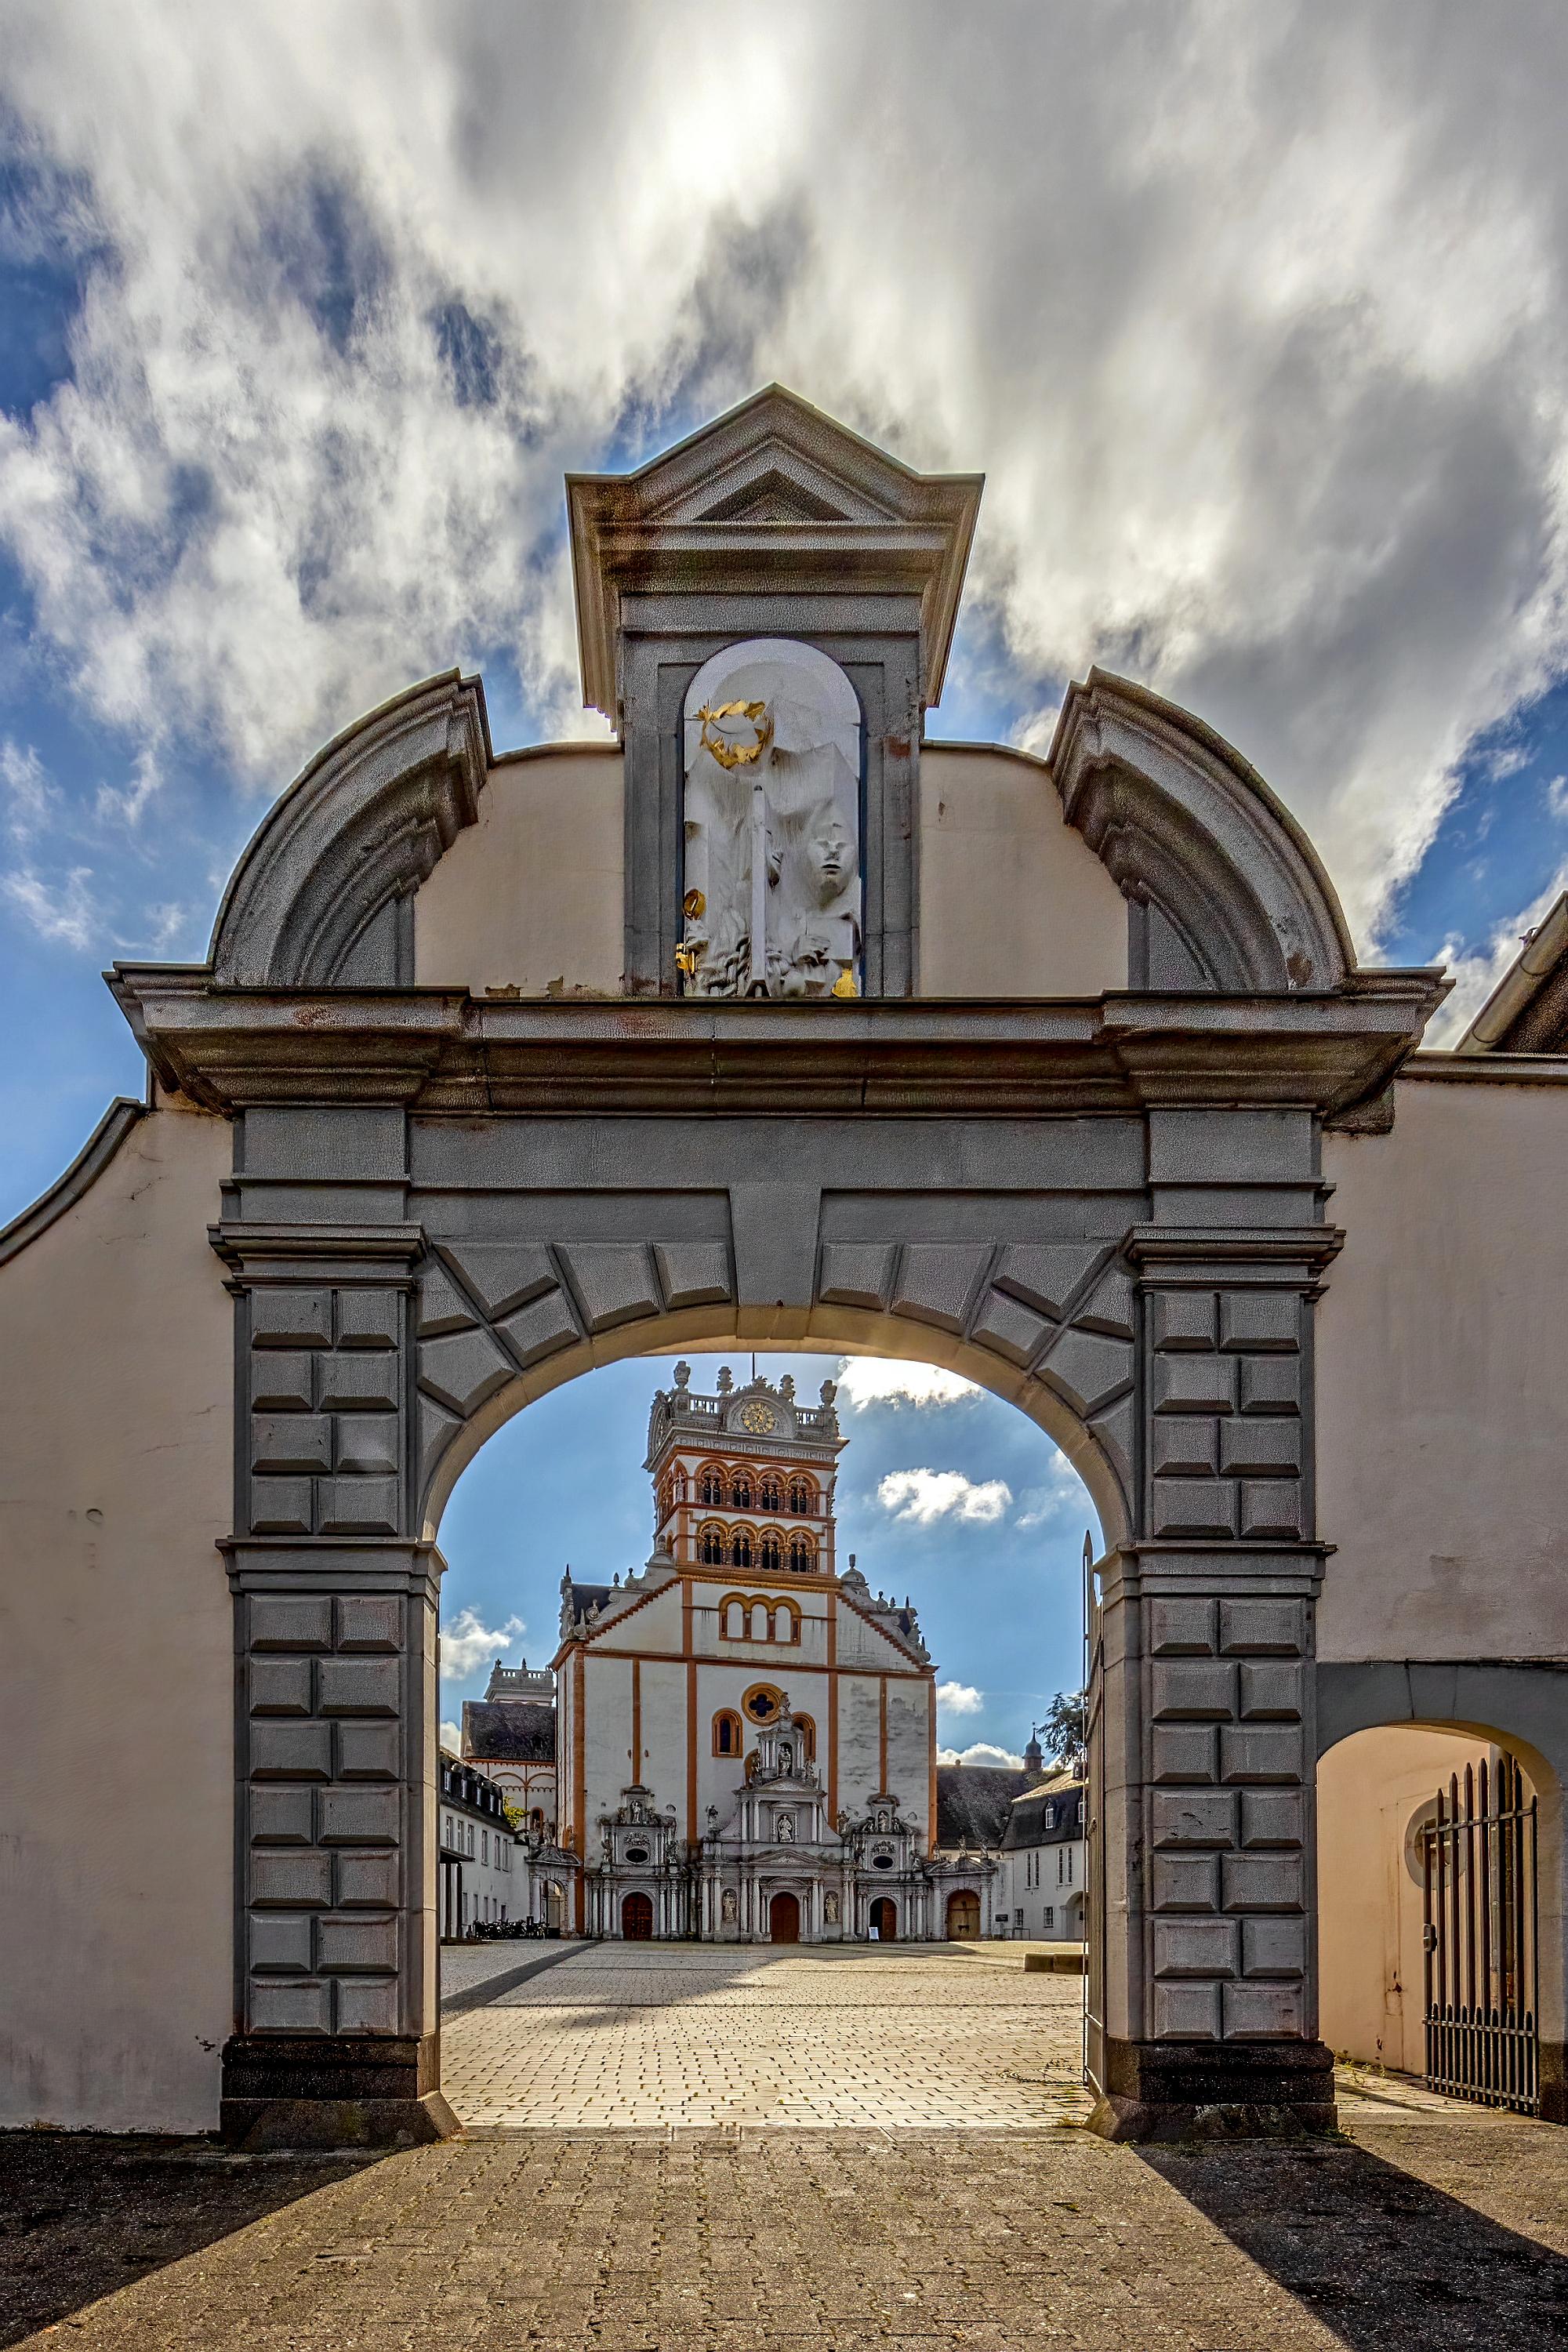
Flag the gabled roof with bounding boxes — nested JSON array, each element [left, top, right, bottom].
[[1000, 1776, 1084, 1852], [566, 384, 983, 722], [1455, 892, 1568, 1054]]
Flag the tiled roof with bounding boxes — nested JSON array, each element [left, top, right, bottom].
[[935, 1765, 1030, 1850], [999, 1777, 1084, 1852], [461, 1699, 557, 1762]]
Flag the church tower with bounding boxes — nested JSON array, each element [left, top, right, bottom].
[[554, 1363, 991, 1943]]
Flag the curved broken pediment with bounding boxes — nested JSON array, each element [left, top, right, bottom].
[[1050, 670, 1356, 993], [211, 671, 491, 987]]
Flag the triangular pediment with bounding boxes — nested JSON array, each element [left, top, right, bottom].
[[566, 384, 984, 720]]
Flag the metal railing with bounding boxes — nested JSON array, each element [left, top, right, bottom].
[[1422, 1752, 1539, 2115]]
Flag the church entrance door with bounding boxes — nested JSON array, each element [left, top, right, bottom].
[[622, 1892, 653, 1941], [770, 1892, 800, 1944], [870, 1897, 898, 1942], [946, 1891, 980, 1940]]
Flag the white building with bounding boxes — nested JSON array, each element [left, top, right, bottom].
[[556, 1363, 993, 1942], [995, 1773, 1087, 1942], [437, 1753, 523, 1937]]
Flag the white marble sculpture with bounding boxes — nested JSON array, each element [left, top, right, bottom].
[[677, 637, 862, 997]]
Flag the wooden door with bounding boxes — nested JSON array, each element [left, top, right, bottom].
[[622, 1890, 653, 1940], [769, 1891, 800, 1944]]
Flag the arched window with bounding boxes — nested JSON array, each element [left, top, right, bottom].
[[699, 1523, 727, 1565], [750, 1599, 771, 1641], [730, 1473, 753, 1509], [794, 1712, 816, 1761], [722, 1596, 747, 1639], [788, 1534, 816, 1573], [713, 1710, 743, 1757], [759, 1475, 782, 1512], [788, 1478, 815, 1515], [771, 1600, 800, 1644], [731, 1530, 753, 1569], [699, 1467, 725, 1507], [760, 1530, 782, 1574]]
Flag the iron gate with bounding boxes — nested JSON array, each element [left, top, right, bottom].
[[1422, 1753, 1539, 2114]]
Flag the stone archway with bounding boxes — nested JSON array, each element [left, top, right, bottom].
[[770, 1893, 800, 1944], [870, 1897, 898, 1943], [622, 1892, 653, 1941]]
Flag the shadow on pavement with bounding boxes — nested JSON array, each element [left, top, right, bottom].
[[1142, 2131, 1568, 2350], [0, 2130, 378, 2348]]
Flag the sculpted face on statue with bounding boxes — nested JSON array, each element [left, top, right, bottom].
[[679, 638, 861, 1000]]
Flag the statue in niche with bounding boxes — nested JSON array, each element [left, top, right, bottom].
[[677, 638, 862, 999], [823, 1890, 840, 1925], [776, 1813, 795, 1842], [721, 1888, 739, 1924]]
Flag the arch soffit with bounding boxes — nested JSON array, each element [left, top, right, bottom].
[[1049, 667, 1357, 993]]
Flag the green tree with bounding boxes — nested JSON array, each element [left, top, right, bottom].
[[1040, 1688, 1086, 1772]]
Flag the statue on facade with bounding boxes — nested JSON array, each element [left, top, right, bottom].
[[776, 1813, 795, 1842], [721, 1888, 738, 1925], [677, 639, 861, 1000], [823, 1891, 840, 1925]]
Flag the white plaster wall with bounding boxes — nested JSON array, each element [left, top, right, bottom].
[[1317, 1726, 1490, 2071], [638, 1660, 686, 1805], [919, 744, 1127, 997], [885, 1682, 931, 1825], [415, 746, 623, 995], [837, 1677, 883, 1810], [0, 1104, 233, 2131], [1319, 1076, 1568, 1661], [582, 1653, 633, 1831], [593, 1587, 682, 1655], [412, 738, 1130, 1003]]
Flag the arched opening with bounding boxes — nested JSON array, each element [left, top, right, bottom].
[[1317, 1713, 1561, 2118], [433, 1330, 1110, 2129], [622, 1892, 653, 1941], [946, 1889, 981, 1940], [770, 1891, 800, 1944]]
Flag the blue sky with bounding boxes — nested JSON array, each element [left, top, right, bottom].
[[5, 8, 1568, 1739], [437, 1352, 1097, 1771]]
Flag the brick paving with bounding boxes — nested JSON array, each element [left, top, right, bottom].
[[441, 1944, 1090, 2130], [5, 1948, 1567, 2349], [440, 1940, 583, 2004]]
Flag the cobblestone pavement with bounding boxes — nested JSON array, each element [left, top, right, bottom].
[[6, 1951, 1567, 2348], [440, 1940, 583, 2003], [441, 1944, 1091, 2129]]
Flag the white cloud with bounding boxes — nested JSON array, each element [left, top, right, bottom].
[[1425, 862, 1568, 1046], [1548, 775, 1568, 821], [439, 1606, 524, 1682], [938, 1741, 1025, 1770], [439, 1719, 461, 1752], [877, 1468, 1012, 1526], [837, 1359, 978, 1410], [4, 6, 1567, 942], [1015, 1452, 1093, 1530], [0, 739, 54, 842], [935, 1680, 985, 1716], [1, 863, 99, 948]]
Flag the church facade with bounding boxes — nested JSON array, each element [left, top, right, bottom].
[[555, 1363, 993, 1942]]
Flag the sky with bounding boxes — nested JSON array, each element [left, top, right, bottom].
[[4, 9, 1568, 1737], [436, 1352, 1098, 1773]]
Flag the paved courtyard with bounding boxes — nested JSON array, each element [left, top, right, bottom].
[[5, 1947, 1567, 2349], [442, 1943, 1091, 2129]]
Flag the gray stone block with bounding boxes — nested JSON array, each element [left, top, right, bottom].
[[416, 1266, 477, 1338], [336, 1853, 400, 1908], [1239, 1479, 1305, 1541], [333, 1415, 400, 1477], [318, 1657, 399, 1716], [1222, 1980, 1306, 2038], [318, 1787, 399, 1845], [249, 1913, 315, 1973], [318, 1356, 400, 1414], [1239, 1788, 1306, 1849], [1038, 1327, 1132, 1417], [248, 1980, 332, 2034], [1238, 1356, 1300, 1414], [1151, 1855, 1221, 1913], [559, 1243, 659, 1332], [1219, 1291, 1299, 1352], [1150, 1477, 1237, 1541], [252, 1414, 332, 1475], [817, 1242, 895, 1310], [890, 1243, 989, 1333], [1150, 1725, 1220, 1784], [336, 1722, 401, 1780], [249, 1788, 314, 1845], [1151, 1661, 1237, 1721], [1150, 1291, 1216, 1351], [317, 1479, 400, 1535], [1152, 1354, 1236, 1414], [249, 1658, 313, 1717], [1148, 1598, 1218, 1657], [494, 1288, 581, 1370], [317, 1917, 398, 1973], [1218, 1598, 1304, 1657], [1152, 1982, 1223, 2040], [336, 1596, 402, 1652], [251, 1290, 333, 1348], [249, 1480, 314, 1535], [1219, 1419, 1302, 1479], [444, 1242, 557, 1319], [1075, 1265, 1136, 1341], [1153, 1918, 1240, 1980], [249, 1850, 333, 1908], [1237, 1662, 1303, 1722], [1151, 1416, 1220, 1476], [653, 1240, 732, 1308], [992, 1243, 1101, 1319], [333, 1977, 401, 2034], [418, 1325, 514, 1417], [250, 1353, 315, 1412], [1240, 1916, 1308, 1979], [1149, 1790, 1236, 1848], [1221, 1853, 1305, 1913], [971, 1290, 1050, 1368], [335, 1289, 401, 1349], [250, 1596, 332, 1652], [249, 1722, 332, 1780], [1220, 1725, 1304, 1786]]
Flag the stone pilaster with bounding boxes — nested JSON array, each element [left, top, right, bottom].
[[1087, 1199, 1341, 2140], [214, 1222, 456, 2148]]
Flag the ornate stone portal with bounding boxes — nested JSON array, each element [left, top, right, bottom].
[[677, 639, 862, 998]]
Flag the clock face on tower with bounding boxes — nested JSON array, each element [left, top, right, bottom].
[[738, 1398, 777, 1436]]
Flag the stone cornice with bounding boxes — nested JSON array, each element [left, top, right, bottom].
[[112, 971, 1446, 1122]]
